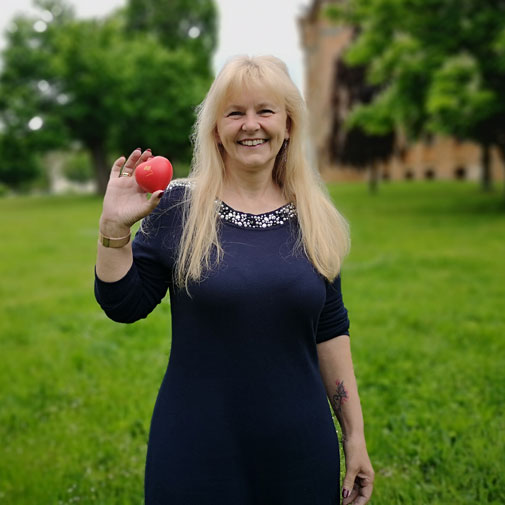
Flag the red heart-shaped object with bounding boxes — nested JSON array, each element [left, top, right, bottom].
[[135, 156, 173, 193]]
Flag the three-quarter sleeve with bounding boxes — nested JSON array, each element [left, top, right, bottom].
[[94, 237, 171, 323], [94, 188, 183, 323], [315, 274, 350, 343]]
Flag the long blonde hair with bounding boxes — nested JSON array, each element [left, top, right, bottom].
[[174, 55, 350, 291]]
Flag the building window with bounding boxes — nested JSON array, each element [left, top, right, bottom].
[[454, 166, 466, 180], [424, 133, 435, 146], [424, 168, 435, 180], [405, 170, 414, 180]]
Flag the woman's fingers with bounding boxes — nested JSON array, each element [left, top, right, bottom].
[[342, 473, 374, 505], [145, 190, 165, 213], [121, 148, 143, 175], [350, 481, 373, 505], [342, 486, 358, 505], [135, 149, 153, 167], [342, 467, 358, 504], [110, 156, 126, 178], [109, 148, 153, 180]]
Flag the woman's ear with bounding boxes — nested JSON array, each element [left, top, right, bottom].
[[285, 117, 291, 140], [214, 127, 222, 144]]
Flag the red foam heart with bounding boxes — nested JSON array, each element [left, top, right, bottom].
[[135, 156, 173, 193]]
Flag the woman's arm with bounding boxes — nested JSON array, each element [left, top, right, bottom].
[[317, 335, 374, 505], [96, 226, 133, 282], [94, 149, 170, 323], [96, 149, 163, 283]]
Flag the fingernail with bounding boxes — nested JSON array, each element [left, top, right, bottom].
[[342, 489, 350, 499], [157, 192, 164, 199], [146, 148, 152, 152], [135, 147, 141, 151]]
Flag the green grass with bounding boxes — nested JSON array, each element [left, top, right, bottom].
[[0, 181, 504, 504]]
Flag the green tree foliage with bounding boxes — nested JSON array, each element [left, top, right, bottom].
[[330, 50, 395, 193], [0, 134, 42, 189], [0, 0, 217, 193], [327, 0, 505, 190], [126, 0, 217, 71], [0, 2, 72, 189]]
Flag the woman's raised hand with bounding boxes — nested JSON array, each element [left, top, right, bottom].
[[99, 148, 165, 237]]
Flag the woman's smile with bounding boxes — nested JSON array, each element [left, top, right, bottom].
[[237, 138, 269, 147]]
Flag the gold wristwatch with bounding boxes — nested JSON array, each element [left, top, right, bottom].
[[98, 230, 131, 248]]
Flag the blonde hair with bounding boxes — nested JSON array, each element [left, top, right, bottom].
[[174, 55, 350, 291]]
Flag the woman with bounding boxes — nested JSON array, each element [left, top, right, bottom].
[[95, 55, 374, 505]]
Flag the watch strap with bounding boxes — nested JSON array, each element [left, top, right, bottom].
[[98, 230, 131, 248]]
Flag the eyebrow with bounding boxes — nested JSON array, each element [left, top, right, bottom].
[[257, 102, 277, 109], [225, 102, 278, 110]]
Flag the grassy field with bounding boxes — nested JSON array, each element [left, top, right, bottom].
[[0, 181, 504, 504]]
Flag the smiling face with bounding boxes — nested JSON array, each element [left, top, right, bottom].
[[215, 85, 290, 175]]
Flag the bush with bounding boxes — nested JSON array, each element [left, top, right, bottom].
[[62, 150, 94, 183], [0, 182, 9, 197]]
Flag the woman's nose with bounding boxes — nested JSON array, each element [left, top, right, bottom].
[[241, 112, 259, 131]]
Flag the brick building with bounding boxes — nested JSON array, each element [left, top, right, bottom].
[[298, 0, 505, 183]]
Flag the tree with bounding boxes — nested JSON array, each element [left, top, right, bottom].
[[0, 2, 72, 189], [0, 133, 43, 190], [0, 0, 217, 194], [326, 0, 505, 193], [125, 0, 217, 71], [329, 40, 395, 193]]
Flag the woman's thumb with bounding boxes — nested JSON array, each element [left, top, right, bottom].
[[148, 190, 165, 210], [341, 470, 356, 503]]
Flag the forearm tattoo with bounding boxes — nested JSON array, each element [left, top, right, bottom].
[[331, 380, 349, 415]]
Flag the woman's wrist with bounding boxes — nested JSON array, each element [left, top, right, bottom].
[[341, 431, 366, 444], [99, 216, 131, 238], [98, 217, 131, 248], [98, 230, 131, 248]]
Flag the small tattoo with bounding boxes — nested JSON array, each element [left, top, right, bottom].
[[331, 380, 349, 415]]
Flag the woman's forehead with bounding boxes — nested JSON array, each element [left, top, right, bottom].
[[223, 82, 285, 108]]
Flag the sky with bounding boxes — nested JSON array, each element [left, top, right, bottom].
[[0, 0, 311, 93]]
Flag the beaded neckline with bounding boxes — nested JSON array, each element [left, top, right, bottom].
[[218, 201, 297, 229], [167, 180, 297, 229]]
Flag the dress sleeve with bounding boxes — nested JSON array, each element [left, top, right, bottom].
[[315, 274, 350, 343], [94, 187, 183, 323]]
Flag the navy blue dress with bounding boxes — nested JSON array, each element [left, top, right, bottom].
[[94, 182, 350, 505]]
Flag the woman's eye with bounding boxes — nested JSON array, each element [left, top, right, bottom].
[[227, 111, 242, 117], [259, 109, 274, 115]]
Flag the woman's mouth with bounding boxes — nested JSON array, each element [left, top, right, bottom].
[[237, 139, 268, 146]]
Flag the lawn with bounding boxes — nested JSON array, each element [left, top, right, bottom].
[[0, 181, 504, 504]]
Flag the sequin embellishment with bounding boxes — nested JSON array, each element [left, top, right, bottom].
[[168, 179, 192, 189], [167, 180, 297, 228], [218, 201, 297, 228]]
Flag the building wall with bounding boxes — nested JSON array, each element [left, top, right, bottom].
[[299, 0, 505, 183], [299, 1, 354, 175]]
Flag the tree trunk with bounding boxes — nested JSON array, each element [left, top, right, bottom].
[[481, 143, 492, 192], [496, 143, 505, 202], [369, 162, 379, 194], [89, 142, 110, 195]]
